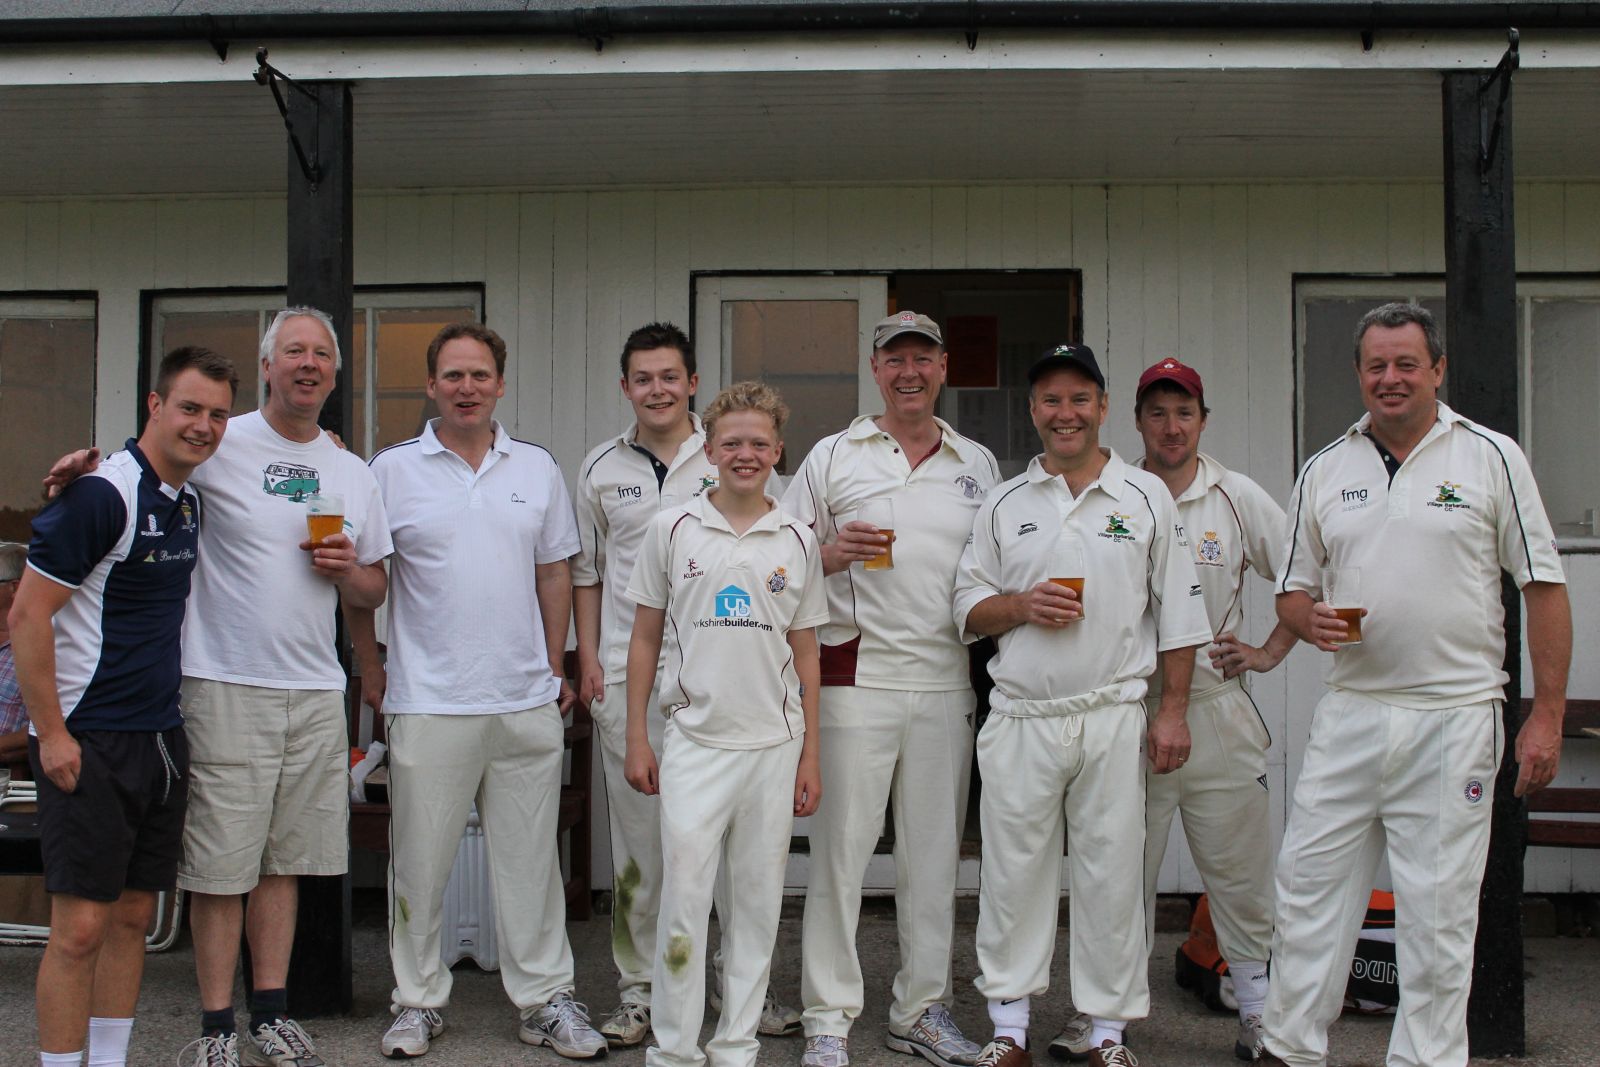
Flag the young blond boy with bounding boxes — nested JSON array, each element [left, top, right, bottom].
[[624, 382, 827, 1067]]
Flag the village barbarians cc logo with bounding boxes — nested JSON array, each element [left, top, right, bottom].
[[699, 475, 718, 493], [1197, 530, 1223, 565], [1100, 513, 1137, 543], [1429, 481, 1471, 512]]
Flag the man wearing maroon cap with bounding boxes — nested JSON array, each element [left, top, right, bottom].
[[1050, 358, 1295, 1064]]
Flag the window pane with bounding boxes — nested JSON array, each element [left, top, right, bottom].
[[155, 311, 262, 415], [1529, 299, 1600, 535], [0, 311, 95, 542], [371, 307, 476, 454], [726, 300, 858, 475]]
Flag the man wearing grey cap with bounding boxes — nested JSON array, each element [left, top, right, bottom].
[[783, 311, 1000, 1067]]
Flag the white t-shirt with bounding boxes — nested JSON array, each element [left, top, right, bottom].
[[370, 421, 580, 714], [782, 415, 1000, 691], [572, 417, 719, 685], [1279, 403, 1564, 710], [1141, 452, 1287, 697], [953, 450, 1212, 711], [626, 493, 828, 750], [182, 410, 392, 691]]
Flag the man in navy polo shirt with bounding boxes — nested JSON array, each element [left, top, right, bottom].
[[10, 347, 237, 1067]]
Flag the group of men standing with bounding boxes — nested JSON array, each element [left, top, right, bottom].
[[13, 298, 1570, 1067]]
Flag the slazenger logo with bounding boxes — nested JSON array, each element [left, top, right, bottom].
[[1428, 481, 1472, 512], [1340, 487, 1371, 512], [1098, 513, 1137, 543], [1017, 522, 1039, 537]]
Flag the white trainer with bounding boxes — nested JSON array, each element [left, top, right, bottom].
[[381, 1007, 445, 1059]]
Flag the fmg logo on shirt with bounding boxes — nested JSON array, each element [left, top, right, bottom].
[[715, 585, 752, 618]]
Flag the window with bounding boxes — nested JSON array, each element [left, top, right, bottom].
[[0, 295, 96, 542], [146, 288, 483, 458], [1297, 278, 1600, 546]]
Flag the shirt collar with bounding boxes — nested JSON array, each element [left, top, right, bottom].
[[686, 491, 785, 535], [1025, 447, 1129, 500], [1346, 401, 1459, 451], [846, 413, 982, 464], [621, 412, 707, 464], [124, 438, 183, 500], [1133, 451, 1225, 503], [419, 419, 512, 456]]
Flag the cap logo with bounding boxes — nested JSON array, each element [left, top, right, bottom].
[[899, 312, 917, 324]]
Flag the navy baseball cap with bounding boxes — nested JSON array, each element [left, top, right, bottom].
[[1027, 344, 1105, 390]]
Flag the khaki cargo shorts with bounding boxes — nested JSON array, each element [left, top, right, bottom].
[[176, 678, 348, 895]]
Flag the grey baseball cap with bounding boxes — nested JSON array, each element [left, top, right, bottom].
[[873, 311, 943, 349]]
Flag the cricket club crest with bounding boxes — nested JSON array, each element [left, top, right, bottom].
[[1197, 530, 1223, 566], [1428, 481, 1472, 512], [766, 566, 788, 595], [1099, 512, 1137, 543], [698, 474, 719, 494], [954, 474, 984, 500], [1465, 779, 1484, 803]]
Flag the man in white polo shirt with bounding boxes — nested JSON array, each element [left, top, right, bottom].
[[349, 323, 604, 1061], [784, 311, 1000, 1067], [572, 322, 799, 1047], [1259, 303, 1570, 1067], [953, 345, 1211, 1067]]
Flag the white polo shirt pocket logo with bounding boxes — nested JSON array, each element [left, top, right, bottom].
[[1427, 481, 1472, 513], [1197, 531, 1224, 566], [955, 474, 985, 499], [766, 567, 788, 595], [1099, 512, 1138, 544], [715, 585, 752, 618]]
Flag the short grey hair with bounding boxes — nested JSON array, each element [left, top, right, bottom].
[[0, 542, 26, 583], [1353, 302, 1445, 365], [260, 306, 342, 371]]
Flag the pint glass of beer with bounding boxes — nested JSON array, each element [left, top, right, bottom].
[[859, 498, 895, 571], [1049, 542, 1086, 619], [306, 492, 345, 546], [1324, 566, 1363, 645]]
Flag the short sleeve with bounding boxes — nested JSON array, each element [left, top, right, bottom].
[[790, 527, 830, 630], [1487, 434, 1565, 588], [353, 465, 394, 567], [571, 454, 607, 587], [27, 477, 128, 589], [1277, 459, 1327, 598], [1149, 491, 1211, 651], [781, 439, 830, 538], [1236, 476, 1289, 584], [625, 511, 674, 610], [535, 457, 582, 565], [951, 496, 1003, 644]]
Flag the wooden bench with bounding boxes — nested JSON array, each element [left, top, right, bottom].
[[1523, 698, 1600, 849]]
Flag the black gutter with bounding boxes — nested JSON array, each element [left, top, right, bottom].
[[6, 3, 1600, 45]]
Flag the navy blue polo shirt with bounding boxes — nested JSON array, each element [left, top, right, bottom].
[[27, 440, 201, 732]]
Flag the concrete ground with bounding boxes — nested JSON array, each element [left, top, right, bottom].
[[2, 894, 1596, 1067]]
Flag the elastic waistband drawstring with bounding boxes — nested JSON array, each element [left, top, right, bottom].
[[1059, 715, 1084, 747]]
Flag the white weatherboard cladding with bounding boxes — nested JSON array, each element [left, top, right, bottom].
[[2, 178, 1596, 891]]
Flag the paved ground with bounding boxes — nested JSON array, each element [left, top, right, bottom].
[[2, 894, 1597, 1067]]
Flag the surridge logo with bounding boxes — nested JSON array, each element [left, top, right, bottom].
[[142, 513, 163, 536], [1429, 481, 1472, 512], [1099, 513, 1137, 543]]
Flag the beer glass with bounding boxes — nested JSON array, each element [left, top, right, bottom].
[[306, 492, 345, 546], [1049, 541, 1086, 619], [1324, 566, 1363, 645], [859, 498, 895, 571]]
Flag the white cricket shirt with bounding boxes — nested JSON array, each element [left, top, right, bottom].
[[572, 416, 719, 685], [368, 420, 580, 714], [782, 415, 1000, 691], [1279, 403, 1564, 710], [626, 493, 828, 750], [182, 410, 392, 691], [1139, 453, 1288, 697], [953, 450, 1211, 712]]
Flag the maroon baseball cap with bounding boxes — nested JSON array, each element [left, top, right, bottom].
[[1136, 357, 1204, 406]]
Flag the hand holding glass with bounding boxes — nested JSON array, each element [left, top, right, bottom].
[[1324, 566, 1362, 645], [1049, 542, 1086, 619], [306, 492, 345, 547], [859, 499, 895, 571]]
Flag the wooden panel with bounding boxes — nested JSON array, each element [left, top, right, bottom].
[[1563, 184, 1600, 270], [512, 193, 556, 446], [790, 188, 829, 268], [354, 195, 388, 282], [1313, 183, 1390, 272], [1524, 182, 1568, 271], [252, 199, 287, 283], [451, 194, 489, 284], [415, 196, 456, 281], [1035, 186, 1073, 269], [548, 192, 589, 474], [380, 195, 423, 284], [23, 201, 60, 289], [1001, 186, 1037, 269], [1103, 184, 1146, 405], [57, 202, 92, 288], [1139, 185, 1181, 366], [652, 190, 694, 330], [929, 186, 967, 268], [481, 192, 521, 414], [964, 187, 1005, 269], [1071, 185, 1110, 356], [0, 202, 27, 289], [755, 188, 798, 270], [1385, 183, 1433, 273]]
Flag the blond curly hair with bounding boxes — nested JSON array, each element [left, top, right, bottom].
[[702, 380, 789, 441]]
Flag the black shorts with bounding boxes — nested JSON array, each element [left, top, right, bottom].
[[29, 725, 190, 902]]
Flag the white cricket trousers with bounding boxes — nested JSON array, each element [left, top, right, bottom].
[[648, 722, 802, 1067], [1263, 691, 1500, 1067], [1142, 680, 1274, 967], [801, 686, 976, 1037], [386, 705, 577, 1010], [974, 701, 1149, 1022]]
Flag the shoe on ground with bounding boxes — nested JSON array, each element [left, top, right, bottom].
[[1046, 1012, 1093, 1062], [1234, 1014, 1264, 1062], [1086, 1041, 1137, 1067], [242, 1018, 325, 1067], [598, 1001, 651, 1048], [887, 1004, 982, 1067], [382, 1006, 445, 1059], [708, 982, 803, 1036], [519, 991, 608, 1059], [802, 1035, 850, 1067], [1254, 1048, 1290, 1066], [177, 1033, 240, 1067], [973, 1037, 1031, 1067]]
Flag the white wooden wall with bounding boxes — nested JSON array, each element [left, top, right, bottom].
[[2, 179, 1595, 891]]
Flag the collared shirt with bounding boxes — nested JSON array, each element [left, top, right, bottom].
[[782, 414, 1000, 691], [572, 415, 719, 686], [27, 441, 201, 732], [182, 410, 392, 691], [1139, 453, 1287, 698], [626, 493, 828, 750], [1279, 402, 1564, 710], [369, 420, 580, 715], [953, 449, 1211, 711]]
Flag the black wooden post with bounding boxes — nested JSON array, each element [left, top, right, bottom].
[[1443, 59, 1525, 1058], [285, 79, 355, 1017]]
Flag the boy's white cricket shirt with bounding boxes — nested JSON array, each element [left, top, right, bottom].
[[953, 450, 1211, 710], [1278, 402, 1564, 710], [626, 493, 828, 750]]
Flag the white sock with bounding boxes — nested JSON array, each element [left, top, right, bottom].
[[86, 1018, 133, 1067], [987, 996, 1030, 1047], [1230, 960, 1270, 1020], [1088, 1018, 1125, 1048], [40, 1052, 84, 1067]]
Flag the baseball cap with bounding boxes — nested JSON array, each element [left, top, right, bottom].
[[1136, 357, 1205, 406], [1027, 344, 1105, 390], [873, 310, 943, 349]]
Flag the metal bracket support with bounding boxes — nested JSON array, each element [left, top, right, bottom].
[[1480, 28, 1520, 179], [253, 48, 322, 187]]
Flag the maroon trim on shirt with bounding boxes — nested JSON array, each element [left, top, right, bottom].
[[820, 636, 861, 686], [910, 438, 942, 471]]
